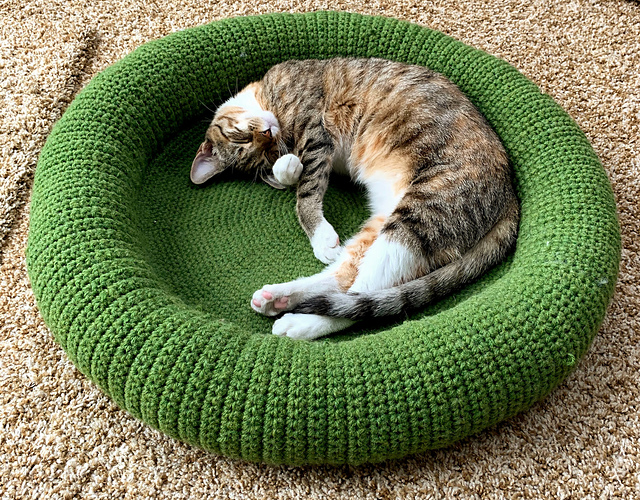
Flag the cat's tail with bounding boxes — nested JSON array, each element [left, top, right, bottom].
[[291, 213, 519, 320]]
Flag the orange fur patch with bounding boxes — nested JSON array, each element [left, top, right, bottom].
[[334, 215, 386, 290], [353, 140, 412, 195], [220, 105, 244, 117], [324, 101, 357, 137]]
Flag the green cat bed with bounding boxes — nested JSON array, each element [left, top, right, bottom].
[[27, 12, 620, 465]]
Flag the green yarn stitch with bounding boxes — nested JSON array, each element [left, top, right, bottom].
[[27, 12, 620, 465]]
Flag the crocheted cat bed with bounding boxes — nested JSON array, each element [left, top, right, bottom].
[[27, 12, 620, 465]]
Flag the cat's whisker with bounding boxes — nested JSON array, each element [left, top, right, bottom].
[[253, 167, 263, 184], [277, 138, 287, 157], [198, 100, 216, 115]]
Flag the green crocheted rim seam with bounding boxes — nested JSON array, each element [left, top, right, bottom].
[[27, 12, 620, 465]]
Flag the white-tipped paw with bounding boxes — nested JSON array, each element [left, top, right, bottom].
[[272, 313, 351, 340], [251, 284, 299, 316], [311, 220, 341, 264], [273, 154, 303, 186]]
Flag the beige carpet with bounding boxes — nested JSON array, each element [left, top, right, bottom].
[[1, 0, 639, 497]]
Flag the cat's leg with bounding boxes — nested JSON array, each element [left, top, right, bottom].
[[251, 268, 339, 317], [347, 232, 427, 294], [252, 215, 384, 316], [295, 131, 340, 264], [339, 170, 427, 293], [294, 230, 427, 313], [332, 215, 386, 290], [264, 215, 386, 340]]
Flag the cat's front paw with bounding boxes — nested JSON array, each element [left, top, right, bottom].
[[273, 154, 303, 186], [311, 220, 341, 264]]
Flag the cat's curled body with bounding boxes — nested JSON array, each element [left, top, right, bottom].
[[191, 58, 519, 340]]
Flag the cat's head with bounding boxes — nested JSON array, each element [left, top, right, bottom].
[[191, 84, 285, 188]]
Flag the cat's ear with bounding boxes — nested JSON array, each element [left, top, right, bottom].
[[260, 171, 286, 190], [191, 141, 224, 184]]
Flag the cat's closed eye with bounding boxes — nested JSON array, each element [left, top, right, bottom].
[[227, 127, 252, 144]]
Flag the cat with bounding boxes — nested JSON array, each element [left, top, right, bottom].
[[191, 58, 519, 340]]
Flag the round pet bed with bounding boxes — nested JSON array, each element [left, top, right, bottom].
[[27, 12, 620, 465]]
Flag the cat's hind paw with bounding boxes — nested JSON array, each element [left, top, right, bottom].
[[251, 284, 298, 316], [273, 154, 303, 186], [272, 313, 354, 340]]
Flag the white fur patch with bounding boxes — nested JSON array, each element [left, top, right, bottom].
[[273, 154, 303, 186], [224, 87, 261, 110], [310, 219, 342, 264], [272, 313, 354, 340], [349, 234, 422, 293], [361, 175, 405, 216]]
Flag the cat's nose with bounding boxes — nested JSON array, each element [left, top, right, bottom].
[[261, 129, 272, 138]]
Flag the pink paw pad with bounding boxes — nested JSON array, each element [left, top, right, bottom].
[[262, 291, 273, 300], [274, 297, 289, 309]]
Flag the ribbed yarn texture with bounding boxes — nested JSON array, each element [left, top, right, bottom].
[[26, 12, 620, 465]]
